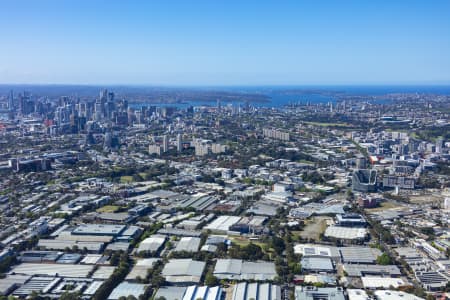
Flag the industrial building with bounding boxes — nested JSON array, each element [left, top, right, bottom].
[[339, 247, 382, 264], [162, 259, 206, 284], [108, 282, 148, 300], [295, 286, 345, 300], [301, 257, 335, 273], [231, 282, 281, 300], [174, 237, 201, 252], [213, 259, 277, 281], [136, 234, 167, 254]]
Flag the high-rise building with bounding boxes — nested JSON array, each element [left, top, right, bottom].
[[177, 134, 182, 152], [8, 90, 14, 110], [436, 138, 445, 154], [163, 135, 169, 152]]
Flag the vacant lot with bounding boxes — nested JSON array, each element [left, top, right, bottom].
[[294, 216, 331, 242]]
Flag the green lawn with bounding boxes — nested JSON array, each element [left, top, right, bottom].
[[97, 205, 120, 213], [120, 176, 134, 183]]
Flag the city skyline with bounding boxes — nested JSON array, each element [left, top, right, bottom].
[[1, 0, 450, 85]]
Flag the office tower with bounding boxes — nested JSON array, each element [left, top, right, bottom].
[[177, 134, 182, 152], [436, 137, 445, 154], [8, 90, 14, 110], [163, 135, 169, 152]]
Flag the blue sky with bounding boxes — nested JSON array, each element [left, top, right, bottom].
[[0, 0, 449, 85]]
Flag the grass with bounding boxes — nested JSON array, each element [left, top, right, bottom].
[[303, 121, 352, 127], [230, 236, 266, 249], [365, 201, 400, 212], [97, 205, 120, 213], [120, 175, 134, 183]]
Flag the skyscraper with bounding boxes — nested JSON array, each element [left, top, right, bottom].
[[8, 90, 14, 110], [177, 134, 182, 152], [163, 135, 169, 153]]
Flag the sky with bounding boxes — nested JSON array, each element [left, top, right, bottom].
[[0, 0, 450, 86]]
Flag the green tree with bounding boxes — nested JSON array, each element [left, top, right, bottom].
[[376, 253, 392, 265], [204, 271, 219, 286]]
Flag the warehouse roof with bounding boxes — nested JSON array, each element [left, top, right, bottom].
[[175, 237, 201, 252], [0, 274, 30, 296], [92, 266, 116, 279], [347, 289, 369, 300], [343, 264, 401, 277], [361, 277, 406, 289], [12, 277, 59, 297], [162, 259, 206, 277], [339, 247, 382, 264], [373, 290, 424, 300], [324, 226, 367, 240], [301, 257, 334, 272], [204, 216, 241, 232], [231, 283, 281, 300], [154, 286, 187, 300], [126, 258, 160, 281], [213, 259, 277, 280], [38, 239, 104, 253], [10, 263, 94, 277], [137, 235, 166, 253], [72, 224, 126, 236], [108, 282, 147, 300], [295, 286, 345, 300]]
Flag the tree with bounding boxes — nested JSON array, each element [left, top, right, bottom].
[[376, 253, 392, 265], [204, 271, 219, 286], [271, 236, 286, 255], [60, 292, 82, 300], [151, 274, 166, 288]]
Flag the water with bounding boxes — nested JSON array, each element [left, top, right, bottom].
[[129, 85, 450, 109]]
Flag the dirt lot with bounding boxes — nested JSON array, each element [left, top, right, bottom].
[[294, 216, 332, 242]]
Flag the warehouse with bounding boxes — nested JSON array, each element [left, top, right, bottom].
[[56, 253, 82, 264], [108, 282, 148, 300], [347, 289, 369, 300], [72, 224, 126, 236], [80, 254, 105, 265], [162, 259, 206, 284], [339, 247, 382, 264], [0, 274, 30, 296], [18, 251, 62, 263], [136, 235, 167, 254], [182, 285, 222, 300], [158, 228, 202, 237], [231, 282, 281, 300], [154, 286, 187, 300], [373, 290, 424, 300], [55, 231, 113, 243], [92, 266, 116, 279], [213, 259, 277, 281], [324, 226, 368, 242], [294, 244, 340, 261], [12, 277, 60, 297], [204, 216, 242, 233], [10, 263, 94, 277], [301, 257, 334, 273], [174, 237, 201, 252], [343, 264, 401, 277], [37, 239, 104, 253], [361, 277, 407, 289], [126, 258, 160, 281], [295, 286, 345, 300]]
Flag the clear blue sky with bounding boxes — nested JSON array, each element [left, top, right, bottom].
[[1, 0, 449, 86]]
